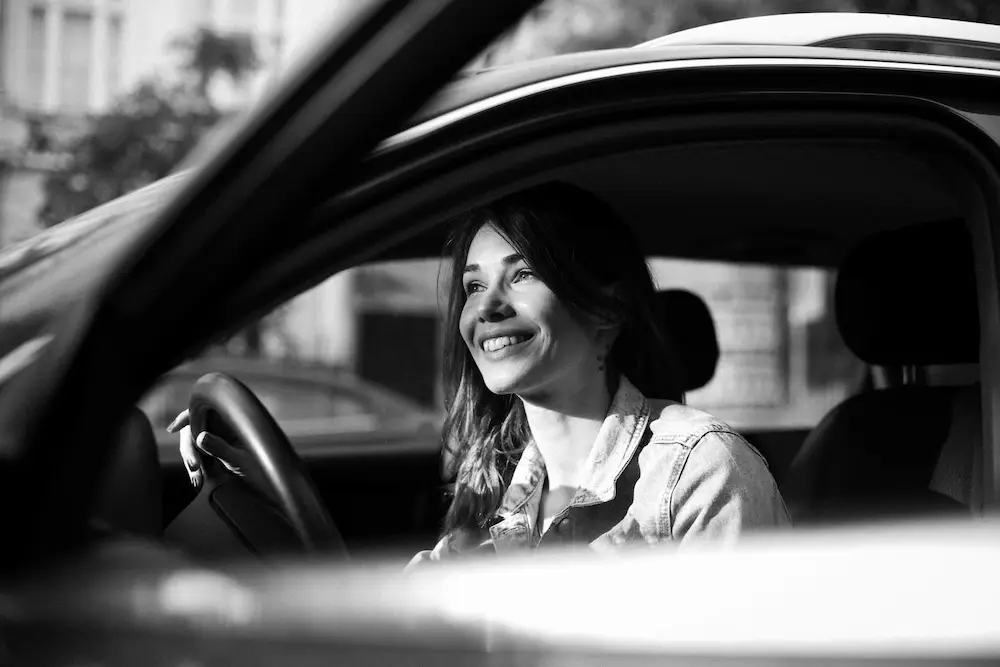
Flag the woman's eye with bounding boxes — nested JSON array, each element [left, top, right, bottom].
[[463, 281, 484, 296], [513, 268, 535, 282]]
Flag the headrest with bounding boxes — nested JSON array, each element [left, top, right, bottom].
[[656, 289, 720, 392], [836, 220, 978, 366]]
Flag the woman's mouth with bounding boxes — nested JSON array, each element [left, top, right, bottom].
[[482, 334, 532, 353]]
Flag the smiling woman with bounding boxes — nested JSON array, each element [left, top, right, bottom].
[[409, 182, 790, 564], [161, 182, 791, 562]]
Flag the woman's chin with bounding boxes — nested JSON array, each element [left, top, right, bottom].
[[484, 379, 520, 396], [482, 371, 531, 396]]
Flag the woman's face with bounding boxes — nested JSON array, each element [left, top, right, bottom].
[[459, 225, 606, 398]]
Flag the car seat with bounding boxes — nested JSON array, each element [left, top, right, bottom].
[[655, 288, 720, 393], [785, 220, 983, 523]]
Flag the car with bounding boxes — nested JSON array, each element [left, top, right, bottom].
[[3, 5, 1000, 665], [140, 355, 442, 461]]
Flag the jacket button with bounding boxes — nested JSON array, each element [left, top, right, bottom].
[[556, 517, 572, 533]]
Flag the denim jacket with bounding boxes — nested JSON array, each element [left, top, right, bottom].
[[409, 376, 790, 566]]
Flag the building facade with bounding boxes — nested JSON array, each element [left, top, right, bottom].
[[0, 0, 352, 246], [0, 0, 298, 118]]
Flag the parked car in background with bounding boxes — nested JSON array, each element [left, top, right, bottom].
[[140, 355, 442, 463]]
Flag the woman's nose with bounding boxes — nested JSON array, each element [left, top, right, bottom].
[[478, 285, 514, 322]]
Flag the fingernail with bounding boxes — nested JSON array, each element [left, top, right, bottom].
[[196, 432, 207, 446], [184, 457, 200, 472], [166, 417, 180, 432]]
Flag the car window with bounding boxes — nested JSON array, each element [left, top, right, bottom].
[[141, 258, 447, 449], [154, 256, 857, 438], [648, 258, 862, 433]]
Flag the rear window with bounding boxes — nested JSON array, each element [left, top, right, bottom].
[[649, 258, 862, 432]]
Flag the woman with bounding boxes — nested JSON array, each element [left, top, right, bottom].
[[170, 182, 790, 561]]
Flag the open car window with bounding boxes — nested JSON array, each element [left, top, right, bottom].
[[147, 251, 864, 491], [141, 258, 447, 459], [650, 259, 861, 431]]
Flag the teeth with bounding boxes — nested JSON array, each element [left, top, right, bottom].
[[483, 335, 526, 352]]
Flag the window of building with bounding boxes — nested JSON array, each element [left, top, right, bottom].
[[269, 0, 285, 75], [229, 0, 259, 31], [106, 14, 123, 102], [26, 6, 47, 109], [193, 0, 215, 25], [59, 10, 94, 112]]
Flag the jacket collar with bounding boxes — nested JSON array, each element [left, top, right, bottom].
[[495, 375, 651, 520]]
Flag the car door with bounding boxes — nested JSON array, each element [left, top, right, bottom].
[[0, 0, 541, 566]]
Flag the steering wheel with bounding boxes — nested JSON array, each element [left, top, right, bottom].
[[182, 372, 347, 557]]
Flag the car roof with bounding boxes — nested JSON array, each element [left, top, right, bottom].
[[400, 42, 1000, 144], [636, 12, 1000, 51]]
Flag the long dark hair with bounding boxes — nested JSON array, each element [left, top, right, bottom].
[[440, 182, 683, 539]]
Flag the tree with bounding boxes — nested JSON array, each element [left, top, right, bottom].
[[38, 27, 277, 355], [173, 28, 262, 98], [38, 28, 260, 227]]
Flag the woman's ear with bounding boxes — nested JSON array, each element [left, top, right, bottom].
[[593, 319, 622, 349], [594, 282, 626, 331]]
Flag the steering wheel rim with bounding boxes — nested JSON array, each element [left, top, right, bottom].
[[189, 372, 346, 555]]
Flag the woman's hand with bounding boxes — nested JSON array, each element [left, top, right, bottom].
[[167, 409, 269, 499]]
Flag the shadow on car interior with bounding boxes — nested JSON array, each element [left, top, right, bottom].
[[786, 218, 981, 524], [92, 407, 162, 539]]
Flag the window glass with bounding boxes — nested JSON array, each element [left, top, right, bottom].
[[228, 0, 259, 31], [106, 15, 123, 101], [142, 256, 862, 553], [194, 0, 216, 25], [26, 7, 46, 109], [60, 10, 94, 112], [649, 259, 862, 431], [148, 257, 858, 444], [141, 259, 447, 451]]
